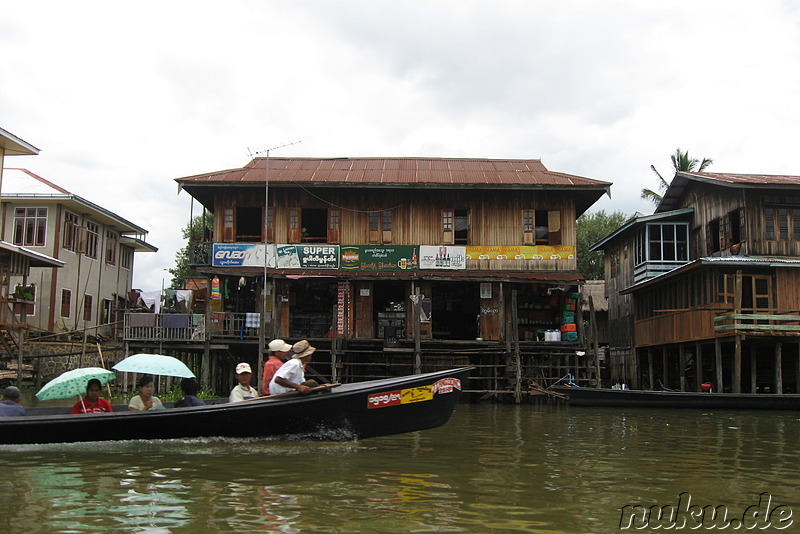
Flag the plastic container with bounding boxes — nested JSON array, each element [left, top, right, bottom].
[[562, 331, 578, 341], [560, 323, 577, 333]]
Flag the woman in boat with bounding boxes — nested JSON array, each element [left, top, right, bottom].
[[71, 379, 113, 414], [174, 377, 206, 408], [128, 375, 164, 411]]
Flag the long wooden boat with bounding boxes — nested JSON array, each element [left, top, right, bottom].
[[0, 367, 472, 445], [551, 385, 800, 410]]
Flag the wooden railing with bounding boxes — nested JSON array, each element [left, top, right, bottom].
[[124, 313, 206, 342], [123, 312, 262, 342], [714, 310, 800, 335]]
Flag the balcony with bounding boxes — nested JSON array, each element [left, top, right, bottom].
[[124, 312, 262, 342]]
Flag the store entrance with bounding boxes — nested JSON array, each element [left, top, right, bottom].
[[373, 282, 407, 341], [431, 282, 480, 340], [289, 279, 337, 338]]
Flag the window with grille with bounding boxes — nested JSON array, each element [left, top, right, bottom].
[[14, 207, 47, 246], [85, 222, 99, 258]]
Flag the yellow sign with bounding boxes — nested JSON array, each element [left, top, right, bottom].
[[401, 386, 433, 404], [466, 245, 574, 260]]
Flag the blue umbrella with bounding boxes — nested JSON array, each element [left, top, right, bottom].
[[36, 367, 116, 401], [112, 353, 195, 378]]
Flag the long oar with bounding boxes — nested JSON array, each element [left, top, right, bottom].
[[96, 343, 113, 398]]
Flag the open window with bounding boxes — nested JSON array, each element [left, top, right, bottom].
[[301, 208, 328, 243], [369, 210, 393, 244]]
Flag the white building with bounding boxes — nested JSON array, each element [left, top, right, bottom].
[[0, 168, 157, 338]]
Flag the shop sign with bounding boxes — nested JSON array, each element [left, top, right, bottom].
[[336, 282, 348, 335], [419, 245, 466, 269], [212, 243, 275, 267], [340, 245, 419, 271], [466, 245, 575, 260], [276, 245, 340, 269]]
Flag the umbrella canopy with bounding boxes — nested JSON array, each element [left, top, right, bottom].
[[36, 367, 116, 401], [112, 353, 195, 378]]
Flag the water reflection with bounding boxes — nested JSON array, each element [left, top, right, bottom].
[[0, 405, 798, 532]]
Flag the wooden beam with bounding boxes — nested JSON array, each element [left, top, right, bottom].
[[715, 338, 724, 392], [647, 349, 654, 390], [679, 345, 686, 392], [733, 335, 742, 393], [750, 346, 757, 394], [695, 341, 703, 392], [775, 342, 783, 394]]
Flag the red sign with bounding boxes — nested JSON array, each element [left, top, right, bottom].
[[367, 390, 402, 409]]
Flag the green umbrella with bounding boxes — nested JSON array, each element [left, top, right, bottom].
[[36, 367, 116, 401]]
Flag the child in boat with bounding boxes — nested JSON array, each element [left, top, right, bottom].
[[71, 379, 113, 414]]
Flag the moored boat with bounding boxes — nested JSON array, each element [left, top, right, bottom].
[[1, 367, 472, 445], [552, 385, 800, 410]]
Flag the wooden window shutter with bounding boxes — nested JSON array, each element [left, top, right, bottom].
[[368, 211, 380, 244], [381, 209, 393, 244], [720, 215, 730, 249], [442, 210, 454, 245], [265, 207, 274, 243], [547, 210, 562, 245], [328, 209, 340, 244], [522, 210, 534, 245], [705, 222, 714, 254], [738, 207, 746, 242], [222, 208, 235, 242], [288, 208, 301, 243]]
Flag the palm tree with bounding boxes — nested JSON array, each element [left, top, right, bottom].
[[641, 148, 714, 205]]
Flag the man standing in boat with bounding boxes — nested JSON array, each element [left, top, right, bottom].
[[269, 340, 319, 395], [229, 362, 259, 402], [261, 339, 292, 395]]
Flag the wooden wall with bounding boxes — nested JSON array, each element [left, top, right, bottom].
[[213, 187, 577, 270], [634, 308, 719, 347]]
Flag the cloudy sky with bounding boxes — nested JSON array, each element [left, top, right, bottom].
[[2, 0, 799, 289]]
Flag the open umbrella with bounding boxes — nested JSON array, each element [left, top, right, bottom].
[[112, 353, 195, 378], [36, 367, 116, 401]]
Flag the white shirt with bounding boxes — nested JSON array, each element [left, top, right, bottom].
[[229, 383, 258, 402], [128, 395, 164, 411], [269, 359, 305, 395]]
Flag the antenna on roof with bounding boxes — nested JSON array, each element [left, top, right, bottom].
[[247, 139, 302, 159]]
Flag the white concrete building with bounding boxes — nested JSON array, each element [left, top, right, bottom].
[[1, 168, 156, 338]]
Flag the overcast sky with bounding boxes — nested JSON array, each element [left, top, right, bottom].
[[2, 0, 799, 290]]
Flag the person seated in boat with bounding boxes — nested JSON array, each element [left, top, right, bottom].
[[0, 386, 25, 417], [229, 362, 259, 402], [174, 377, 206, 408], [269, 340, 320, 395], [128, 374, 164, 411], [71, 379, 113, 414], [261, 338, 293, 395]]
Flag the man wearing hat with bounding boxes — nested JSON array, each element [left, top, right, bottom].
[[261, 339, 292, 395], [0, 386, 25, 417], [269, 340, 320, 395], [229, 362, 259, 402]]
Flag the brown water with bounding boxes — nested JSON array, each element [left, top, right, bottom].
[[0, 403, 798, 533]]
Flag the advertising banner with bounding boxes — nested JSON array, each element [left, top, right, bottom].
[[212, 243, 276, 267], [340, 245, 419, 271], [419, 245, 466, 269], [277, 245, 340, 269], [466, 245, 574, 260]]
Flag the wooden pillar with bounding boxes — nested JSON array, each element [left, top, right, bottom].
[[733, 334, 742, 393], [750, 346, 757, 394], [647, 349, 654, 390], [774, 342, 783, 394], [695, 341, 703, 392], [796, 341, 800, 394], [589, 296, 601, 387], [413, 286, 421, 375], [679, 345, 686, 392], [662, 348, 668, 389], [511, 289, 521, 403], [715, 338, 723, 392]]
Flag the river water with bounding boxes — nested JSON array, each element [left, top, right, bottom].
[[0, 402, 797, 533]]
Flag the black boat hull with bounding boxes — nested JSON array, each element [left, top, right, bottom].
[[552, 386, 800, 410], [1, 368, 472, 445]]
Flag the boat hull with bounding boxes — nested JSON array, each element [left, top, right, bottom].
[[552, 386, 800, 410], [1, 368, 472, 445]]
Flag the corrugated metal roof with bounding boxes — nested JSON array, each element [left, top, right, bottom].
[[658, 171, 800, 212], [176, 157, 611, 189]]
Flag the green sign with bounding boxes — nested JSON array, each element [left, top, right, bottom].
[[340, 246, 419, 271]]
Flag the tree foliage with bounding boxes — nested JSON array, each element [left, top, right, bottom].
[[641, 148, 714, 205], [168, 212, 214, 290], [576, 210, 630, 280]]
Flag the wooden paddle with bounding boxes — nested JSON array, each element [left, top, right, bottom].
[[242, 383, 341, 401]]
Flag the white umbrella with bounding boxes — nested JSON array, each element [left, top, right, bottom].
[[112, 353, 195, 378]]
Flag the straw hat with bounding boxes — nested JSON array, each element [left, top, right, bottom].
[[291, 340, 316, 359]]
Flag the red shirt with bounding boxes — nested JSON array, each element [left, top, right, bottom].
[[261, 355, 286, 395], [71, 397, 113, 414]]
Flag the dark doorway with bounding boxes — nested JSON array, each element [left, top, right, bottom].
[[289, 280, 336, 338], [236, 207, 262, 242], [431, 282, 480, 339], [373, 282, 407, 341]]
